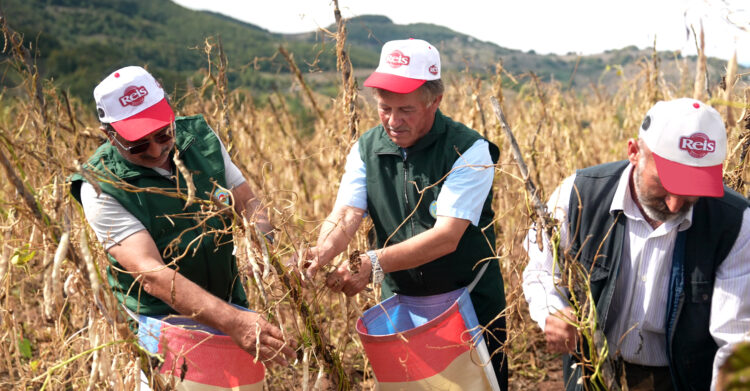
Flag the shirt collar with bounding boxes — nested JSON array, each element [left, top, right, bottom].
[[610, 162, 693, 231], [609, 163, 633, 214]]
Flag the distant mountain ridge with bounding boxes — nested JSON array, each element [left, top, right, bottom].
[[0, 0, 737, 100], [288, 14, 520, 71], [317, 14, 737, 90]]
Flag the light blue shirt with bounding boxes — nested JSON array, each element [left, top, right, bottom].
[[334, 139, 495, 226]]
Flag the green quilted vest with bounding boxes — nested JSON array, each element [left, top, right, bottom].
[[359, 110, 505, 325], [70, 115, 248, 315]]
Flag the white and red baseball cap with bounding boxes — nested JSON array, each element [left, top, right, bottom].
[[639, 98, 727, 197], [363, 39, 441, 94], [94, 66, 175, 141]]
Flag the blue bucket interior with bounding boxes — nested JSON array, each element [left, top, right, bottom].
[[363, 288, 466, 336]]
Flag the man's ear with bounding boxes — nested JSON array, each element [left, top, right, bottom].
[[429, 94, 443, 112], [99, 125, 110, 137], [100, 126, 118, 145], [627, 138, 640, 166]]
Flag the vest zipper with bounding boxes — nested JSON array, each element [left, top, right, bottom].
[[402, 155, 414, 235]]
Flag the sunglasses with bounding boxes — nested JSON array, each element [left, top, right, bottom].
[[110, 126, 174, 155]]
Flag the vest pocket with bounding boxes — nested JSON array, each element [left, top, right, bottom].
[[690, 280, 713, 303], [577, 256, 610, 282], [565, 243, 611, 282]]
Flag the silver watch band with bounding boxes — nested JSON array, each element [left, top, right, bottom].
[[366, 250, 384, 284]]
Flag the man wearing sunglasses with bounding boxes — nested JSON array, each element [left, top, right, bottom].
[[70, 66, 296, 372]]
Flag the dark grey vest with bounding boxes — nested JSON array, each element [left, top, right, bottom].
[[562, 160, 748, 391]]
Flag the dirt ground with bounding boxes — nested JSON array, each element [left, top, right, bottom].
[[538, 368, 564, 390]]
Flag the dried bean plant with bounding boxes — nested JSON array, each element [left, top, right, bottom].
[[0, 7, 748, 391]]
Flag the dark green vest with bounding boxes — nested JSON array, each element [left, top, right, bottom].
[[70, 115, 248, 315], [563, 160, 748, 391], [359, 109, 505, 326]]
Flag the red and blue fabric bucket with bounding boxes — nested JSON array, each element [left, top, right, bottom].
[[356, 287, 501, 390], [138, 314, 265, 390]]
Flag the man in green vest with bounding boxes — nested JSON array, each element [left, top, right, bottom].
[[302, 39, 508, 388], [522, 98, 750, 390], [70, 66, 296, 367]]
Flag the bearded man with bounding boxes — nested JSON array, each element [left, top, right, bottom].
[[523, 98, 750, 391]]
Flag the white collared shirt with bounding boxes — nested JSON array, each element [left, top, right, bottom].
[[522, 163, 750, 388], [334, 139, 495, 226]]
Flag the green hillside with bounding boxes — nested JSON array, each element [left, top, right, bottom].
[[0, 0, 368, 99], [292, 14, 737, 88], [0, 0, 739, 102], [290, 14, 520, 73]]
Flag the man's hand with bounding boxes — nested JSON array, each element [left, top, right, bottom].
[[326, 253, 372, 296], [288, 246, 322, 281], [304, 205, 366, 279], [229, 309, 297, 366], [544, 307, 578, 354]]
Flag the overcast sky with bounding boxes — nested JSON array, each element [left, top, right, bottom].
[[172, 0, 750, 65]]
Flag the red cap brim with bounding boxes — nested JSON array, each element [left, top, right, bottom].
[[363, 72, 426, 94], [111, 98, 175, 141], [652, 153, 724, 197]]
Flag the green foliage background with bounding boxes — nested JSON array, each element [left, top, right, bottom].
[[1, 0, 741, 110]]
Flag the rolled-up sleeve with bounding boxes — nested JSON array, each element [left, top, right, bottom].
[[435, 140, 494, 226], [334, 141, 368, 210]]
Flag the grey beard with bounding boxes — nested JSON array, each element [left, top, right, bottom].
[[639, 198, 678, 223], [633, 166, 685, 223]]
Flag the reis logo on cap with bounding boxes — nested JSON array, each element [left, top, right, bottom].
[[386, 50, 410, 68], [119, 86, 149, 107], [429, 65, 438, 75], [679, 132, 716, 158]]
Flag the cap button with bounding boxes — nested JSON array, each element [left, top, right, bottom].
[[114, 72, 120, 78], [693, 103, 700, 109]]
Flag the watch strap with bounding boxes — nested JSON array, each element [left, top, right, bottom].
[[366, 250, 384, 284]]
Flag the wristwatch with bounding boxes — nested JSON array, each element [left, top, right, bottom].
[[366, 250, 384, 285]]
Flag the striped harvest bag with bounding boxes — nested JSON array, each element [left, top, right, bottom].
[[138, 314, 265, 390], [356, 287, 501, 390]]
